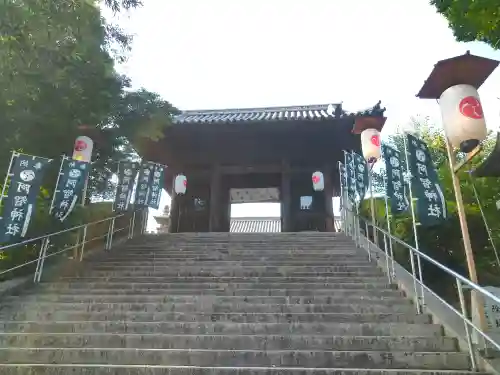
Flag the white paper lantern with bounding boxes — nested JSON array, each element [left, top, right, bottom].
[[439, 84, 487, 153], [312, 171, 324, 191], [360, 128, 381, 163], [174, 174, 187, 195]]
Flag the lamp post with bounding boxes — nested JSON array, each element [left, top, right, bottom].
[[355, 116, 386, 245], [416, 51, 500, 341]]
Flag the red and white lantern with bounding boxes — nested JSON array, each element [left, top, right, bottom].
[[439, 84, 487, 153], [72, 136, 93, 162], [174, 174, 187, 195], [360, 128, 381, 163], [312, 171, 324, 191]]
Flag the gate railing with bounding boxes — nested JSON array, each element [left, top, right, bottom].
[[341, 207, 500, 371], [0, 209, 148, 283]]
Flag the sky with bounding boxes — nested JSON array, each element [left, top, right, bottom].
[[105, 0, 500, 231]]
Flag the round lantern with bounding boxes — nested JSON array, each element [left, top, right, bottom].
[[312, 171, 324, 191], [174, 174, 187, 195], [439, 84, 487, 153], [72, 136, 93, 162], [360, 128, 381, 163]]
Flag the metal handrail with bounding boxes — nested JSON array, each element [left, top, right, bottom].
[[341, 207, 500, 371], [0, 209, 146, 283]]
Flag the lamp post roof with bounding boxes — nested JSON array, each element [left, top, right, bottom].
[[416, 51, 499, 99]]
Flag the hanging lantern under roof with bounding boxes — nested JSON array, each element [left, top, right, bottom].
[[361, 128, 381, 163], [312, 171, 324, 191], [439, 84, 487, 153], [174, 174, 187, 195]]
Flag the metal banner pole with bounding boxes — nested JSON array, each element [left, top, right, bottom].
[[403, 134, 424, 313], [382, 173, 395, 280], [49, 155, 68, 214], [0, 151, 17, 211], [368, 165, 378, 245]]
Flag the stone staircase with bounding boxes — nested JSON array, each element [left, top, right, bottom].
[[0, 232, 485, 374]]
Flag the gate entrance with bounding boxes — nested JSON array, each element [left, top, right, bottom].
[[139, 102, 386, 232]]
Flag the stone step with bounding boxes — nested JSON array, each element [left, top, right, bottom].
[[34, 288, 395, 297], [87, 264, 378, 270], [106, 253, 368, 261], [90, 260, 372, 266], [72, 270, 384, 277], [0, 333, 455, 351], [35, 282, 394, 292], [0, 321, 444, 336], [55, 275, 390, 283], [0, 310, 430, 324], [17, 290, 403, 302], [0, 348, 471, 369], [97, 253, 367, 257], [0, 301, 415, 314], [40, 279, 394, 289], [0, 365, 485, 375]]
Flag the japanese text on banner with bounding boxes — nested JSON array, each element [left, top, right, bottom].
[[52, 158, 90, 221], [352, 152, 368, 204], [134, 162, 155, 208], [407, 134, 447, 226], [146, 164, 165, 210], [381, 144, 409, 215], [0, 154, 51, 243], [113, 162, 139, 212], [344, 152, 356, 204]]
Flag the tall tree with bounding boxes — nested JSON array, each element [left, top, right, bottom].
[[431, 0, 500, 49]]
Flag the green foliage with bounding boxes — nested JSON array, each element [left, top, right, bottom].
[[365, 120, 500, 296], [0, 0, 178, 278], [0, 0, 178, 199], [431, 0, 500, 49]]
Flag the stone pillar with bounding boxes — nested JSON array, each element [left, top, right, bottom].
[[323, 165, 335, 232], [209, 165, 221, 232], [281, 161, 292, 232], [169, 192, 179, 233]]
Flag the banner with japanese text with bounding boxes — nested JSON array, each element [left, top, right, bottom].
[[344, 152, 356, 204], [407, 134, 447, 226], [353, 152, 368, 203], [0, 153, 51, 243], [381, 144, 409, 215], [113, 162, 139, 212], [146, 164, 165, 210], [51, 158, 90, 221], [339, 162, 346, 209], [134, 162, 155, 207]]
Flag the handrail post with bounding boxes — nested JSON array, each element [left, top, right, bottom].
[[364, 221, 371, 261], [36, 237, 51, 283], [456, 279, 477, 371], [79, 225, 88, 261], [129, 211, 136, 239], [33, 237, 49, 283], [382, 230, 392, 283], [408, 248, 422, 314], [106, 218, 116, 250]]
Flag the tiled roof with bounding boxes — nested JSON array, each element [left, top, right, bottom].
[[173, 102, 386, 125], [230, 217, 281, 233], [174, 104, 342, 124]]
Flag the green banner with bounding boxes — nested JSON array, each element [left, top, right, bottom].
[[113, 161, 139, 212], [0, 153, 51, 243], [381, 144, 409, 215], [146, 164, 165, 210], [344, 151, 356, 204], [52, 158, 90, 221], [406, 134, 447, 226], [353, 152, 368, 204], [134, 162, 155, 208]]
